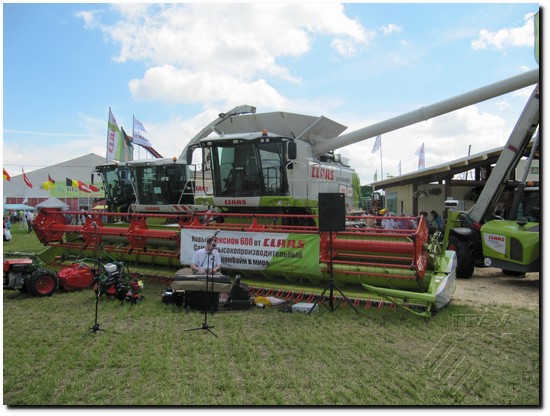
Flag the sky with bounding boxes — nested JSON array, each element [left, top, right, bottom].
[[2, 2, 540, 186]]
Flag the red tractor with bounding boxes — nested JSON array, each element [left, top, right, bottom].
[[4, 252, 143, 303], [3, 253, 58, 296]]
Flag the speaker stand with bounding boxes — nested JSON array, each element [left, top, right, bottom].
[[309, 231, 358, 314]]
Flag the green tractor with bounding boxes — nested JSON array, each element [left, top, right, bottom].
[[444, 85, 540, 278]]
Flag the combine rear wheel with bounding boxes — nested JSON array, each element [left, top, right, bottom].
[[28, 270, 58, 296]]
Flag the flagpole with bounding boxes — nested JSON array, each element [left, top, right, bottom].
[[106, 107, 111, 162], [22, 167, 26, 205], [133, 115, 140, 160], [379, 141, 384, 180]]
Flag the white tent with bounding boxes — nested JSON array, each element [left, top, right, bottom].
[[35, 197, 69, 210], [3, 203, 35, 211]]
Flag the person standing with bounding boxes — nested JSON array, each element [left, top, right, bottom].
[[190, 237, 222, 275], [429, 210, 444, 233], [380, 209, 396, 230], [3, 217, 12, 241], [25, 210, 34, 233]]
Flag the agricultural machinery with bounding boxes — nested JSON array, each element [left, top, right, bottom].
[[3, 252, 58, 296], [4, 250, 143, 302], [57, 256, 143, 303], [32, 69, 538, 316], [444, 84, 540, 278]]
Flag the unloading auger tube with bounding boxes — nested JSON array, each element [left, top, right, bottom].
[[313, 69, 538, 155]]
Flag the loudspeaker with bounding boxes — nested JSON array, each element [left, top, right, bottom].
[[185, 291, 220, 311], [319, 193, 345, 232]]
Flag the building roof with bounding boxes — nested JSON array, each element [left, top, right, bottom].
[[372, 141, 535, 190], [3, 153, 107, 199]]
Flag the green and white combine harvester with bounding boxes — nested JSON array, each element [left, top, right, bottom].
[[34, 69, 539, 317]]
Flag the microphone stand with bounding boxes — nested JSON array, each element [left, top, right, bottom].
[[82, 284, 106, 338], [83, 221, 107, 337], [185, 230, 220, 337]]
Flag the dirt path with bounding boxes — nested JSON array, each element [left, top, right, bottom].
[[452, 267, 540, 309]]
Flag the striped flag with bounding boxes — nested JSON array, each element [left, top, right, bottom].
[[66, 177, 79, 187], [106, 108, 124, 161], [22, 168, 33, 188], [77, 180, 92, 193], [88, 184, 101, 192], [3, 168, 11, 181], [41, 175, 56, 191]]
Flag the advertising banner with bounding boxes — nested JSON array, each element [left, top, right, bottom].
[[180, 229, 320, 275]]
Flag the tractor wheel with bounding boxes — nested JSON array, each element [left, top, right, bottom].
[[453, 238, 475, 279], [28, 270, 58, 296]]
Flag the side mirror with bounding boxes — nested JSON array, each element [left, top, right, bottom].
[[287, 142, 297, 160], [186, 148, 194, 165]]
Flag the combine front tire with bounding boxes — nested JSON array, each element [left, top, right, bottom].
[[453, 238, 475, 279], [28, 270, 58, 296]]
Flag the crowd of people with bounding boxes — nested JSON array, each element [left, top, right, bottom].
[[354, 208, 446, 233], [3, 209, 35, 241]]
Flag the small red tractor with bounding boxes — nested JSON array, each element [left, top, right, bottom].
[[57, 258, 144, 303], [3, 253, 58, 296]]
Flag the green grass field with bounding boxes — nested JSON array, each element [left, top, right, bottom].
[[3, 227, 540, 406]]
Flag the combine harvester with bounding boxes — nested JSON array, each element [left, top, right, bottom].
[[33, 69, 538, 317]]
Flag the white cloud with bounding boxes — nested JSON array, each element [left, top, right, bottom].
[[471, 13, 535, 51], [128, 65, 288, 108], [81, 3, 373, 105], [380, 23, 402, 36], [75, 10, 96, 29]]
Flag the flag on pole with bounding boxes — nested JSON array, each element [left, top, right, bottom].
[[133, 116, 153, 148], [398, 161, 402, 176], [41, 181, 53, 191], [77, 180, 92, 193], [3, 168, 11, 181], [88, 184, 101, 192], [133, 117, 147, 133], [415, 143, 425, 170], [106, 108, 124, 161], [41, 175, 56, 191], [373, 169, 378, 182], [133, 131, 152, 148], [121, 127, 134, 162], [372, 135, 381, 153], [66, 178, 79, 187], [22, 168, 33, 188]]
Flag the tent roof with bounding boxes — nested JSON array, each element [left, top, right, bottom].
[[35, 197, 69, 209], [3, 203, 36, 211]]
